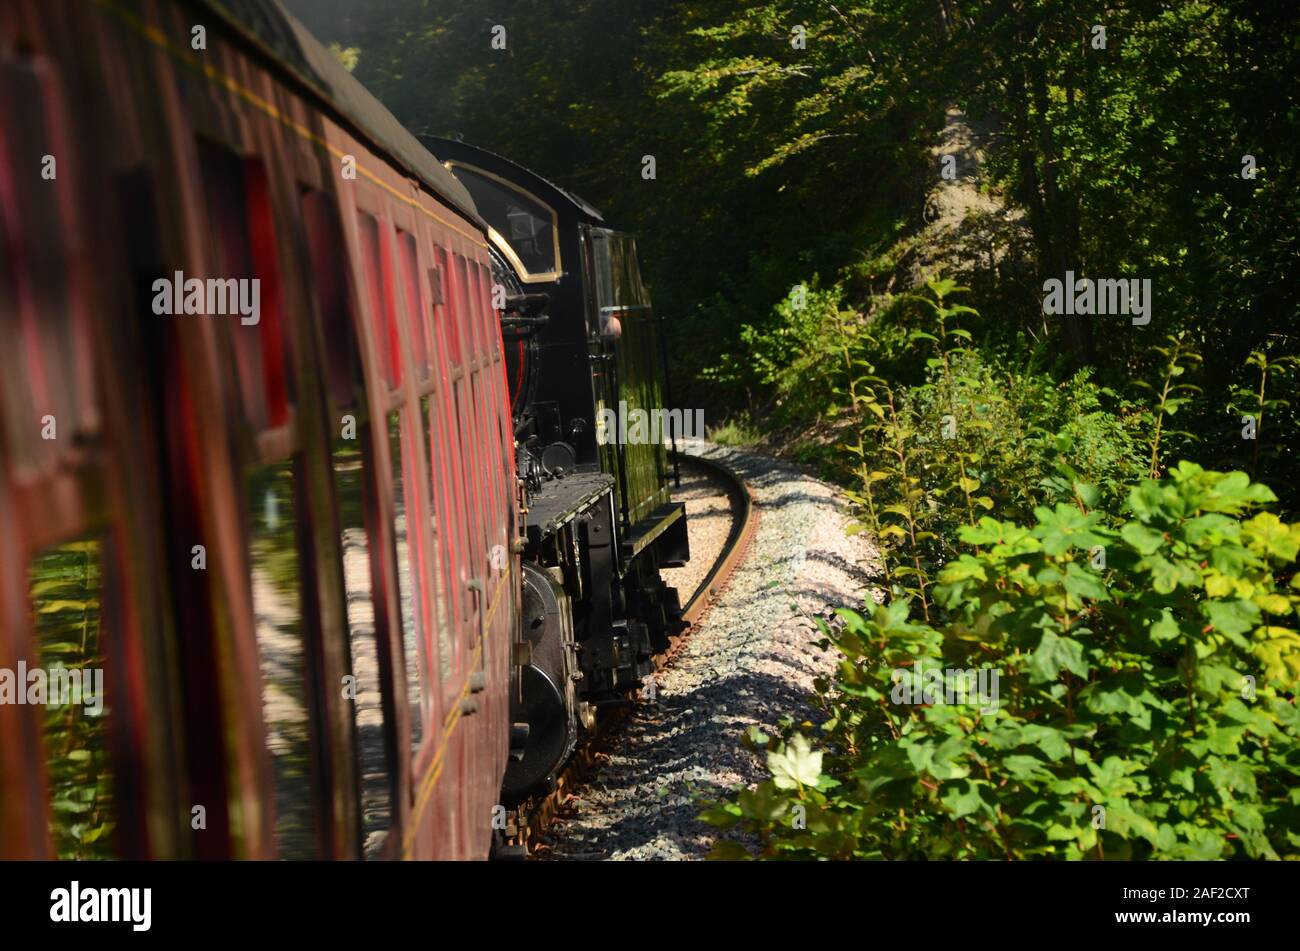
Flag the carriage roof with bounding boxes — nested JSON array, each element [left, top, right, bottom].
[[200, 0, 486, 230]]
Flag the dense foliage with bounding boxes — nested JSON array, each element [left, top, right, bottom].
[[702, 285, 1300, 858], [705, 462, 1300, 859], [290, 1, 1300, 467]]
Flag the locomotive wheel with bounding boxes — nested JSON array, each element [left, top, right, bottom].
[[501, 665, 571, 804], [502, 563, 580, 804]]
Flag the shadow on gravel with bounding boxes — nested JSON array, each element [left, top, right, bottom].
[[544, 441, 879, 861], [549, 664, 825, 861]]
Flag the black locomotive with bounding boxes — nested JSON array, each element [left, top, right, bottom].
[[428, 139, 691, 802]]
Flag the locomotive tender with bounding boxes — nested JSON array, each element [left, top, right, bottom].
[[0, 0, 685, 860]]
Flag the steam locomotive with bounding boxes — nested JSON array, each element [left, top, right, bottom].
[[429, 138, 690, 805], [0, 0, 685, 860]]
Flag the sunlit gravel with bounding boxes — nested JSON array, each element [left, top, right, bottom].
[[544, 439, 881, 860]]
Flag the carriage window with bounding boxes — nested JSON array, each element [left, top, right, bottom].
[[359, 215, 402, 391], [248, 460, 315, 859], [28, 536, 113, 860], [0, 54, 94, 473], [479, 262, 499, 325], [197, 141, 289, 430], [397, 231, 431, 382], [473, 263, 501, 530], [454, 256, 487, 570], [244, 161, 290, 426], [459, 253, 485, 359], [387, 411, 425, 751], [450, 378, 480, 620], [333, 434, 390, 859], [303, 191, 362, 410], [434, 246, 460, 366], [430, 383, 468, 637], [420, 395, 454, 684], [469, 372, 492, 559], [458, 256, 479, 359], [448, 165, 558, 279], [428, 264, 445, 307]]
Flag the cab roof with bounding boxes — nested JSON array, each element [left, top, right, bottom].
[[422, 136, 606, 226]]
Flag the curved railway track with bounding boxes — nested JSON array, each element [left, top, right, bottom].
[[677, 454, 758, 627], [505, 451, 758, 857]]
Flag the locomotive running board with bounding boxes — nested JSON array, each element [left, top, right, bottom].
[[619, 501, 686, 560]]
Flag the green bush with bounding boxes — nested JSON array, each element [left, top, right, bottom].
[[708, 412, 763, 448], [705, 463, 1300, 859], [835, 282, 1146, 615], [705, 281, 855, 427]]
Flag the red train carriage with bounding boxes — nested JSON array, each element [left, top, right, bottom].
[[0, 0, 518, 859]]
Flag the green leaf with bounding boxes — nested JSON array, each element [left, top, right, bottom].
[[767, 734, 823, 790], [941, 780, 986, 818], [699, 802, 743, 828], [1120, 522, 1164, 555], [706, 841, 753, 861], [1149, 609, 1183, 643], [1029, 630, 1091, 682], [1203, 599, 1261, 645]]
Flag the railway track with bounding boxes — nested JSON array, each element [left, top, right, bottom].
[[505, 451, 758, 857], [676, 454, 758, 627]]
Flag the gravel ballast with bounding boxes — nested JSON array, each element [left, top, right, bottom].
[[659, 455, 734, 606], [545, 439, 881, 860]]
